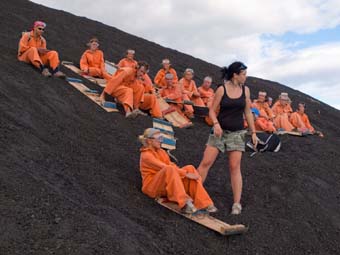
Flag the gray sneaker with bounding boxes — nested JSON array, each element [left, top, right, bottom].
[[181, 200, 197, 214], [125, 111, 138, 119], [41, 68, 52, 77], [231, 203, 242, 215], [53, 71, 66, 79], [205, 204, 218, 213]]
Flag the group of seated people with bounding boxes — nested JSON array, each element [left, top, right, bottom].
[[18, 21, 319, 135], [250, 91, 318, 135]]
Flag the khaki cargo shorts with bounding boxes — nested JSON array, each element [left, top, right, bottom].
[[207, 129, 247, 153]]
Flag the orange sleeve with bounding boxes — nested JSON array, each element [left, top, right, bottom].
[[18, 32, 31, 56], [104, 68, 134, 95], [99, 50, 105, 71], [80, 51, 89, 71], [117, 59, 125, 68], [265, 103, 274, 118], [171, 69, 178, 83], [303, 114, 314, 131], [154, 69, 165, 85], [140, 150, 168, 171]]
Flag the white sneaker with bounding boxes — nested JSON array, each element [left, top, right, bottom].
[[181, 200, 197, 214], [231, 203, 242, 215]]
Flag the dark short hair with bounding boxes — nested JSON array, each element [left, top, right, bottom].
[[221, 61, 247, 80], [137, 61, 149, 71]]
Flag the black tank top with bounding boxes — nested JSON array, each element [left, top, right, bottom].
[[217, 84, 246, 131]]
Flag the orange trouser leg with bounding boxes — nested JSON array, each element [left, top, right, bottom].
[[181, 165, 213, 209], [111, 85, 133, 111], [140, 94, 162, 118], [102, 71, 112, 81], [142, 166, 190, 208], [88, 67, 102, 77], [256, 118, 276, 132], [274, 114, 294, 131], [191, 97, 205, 107], [18, 47, 42, 69], [128, 82, 145, 109], [40, 50, 60, 70], [290, 113, 306, 129]]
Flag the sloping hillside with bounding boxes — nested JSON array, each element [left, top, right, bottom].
[[0, 1, 340, 254]]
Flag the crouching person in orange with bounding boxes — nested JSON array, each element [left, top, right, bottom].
[[272, 93, 294, 131], [198, 76, 217, 126], [179, 68, 205, 111], [80, 37, 112, 81], [154, 59, 178, 88], [252, 91, 276, 132], [99, 62, 148, 118], [160, 73, 192, 122], [18, 21, 65, 78], [139, 128, 217, 214]]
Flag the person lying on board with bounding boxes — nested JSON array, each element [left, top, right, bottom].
[[198, 76, 219, 126], [272, 93, 294, 132], [179, 68, 205, 118], [154, 58, 178, 88], [252, 91, 276, 132], [197, 61, 257, 215], [79, 37, 112, 81], [18, 21, 65, 78], [160, 73, 193, 122], [290, 102, 323, 137], [99, 61, 150, 118], [139, 128, 217, 214]]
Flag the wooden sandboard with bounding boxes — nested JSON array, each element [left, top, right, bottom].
[[66, 78, 118, 112], [275, 130, 304, 137], [152, 119, 176, 150], [193, 105, 209, 117], [156, 198, 248, 236], [157, 98, 193, 128], [62, 61, 107, 87]]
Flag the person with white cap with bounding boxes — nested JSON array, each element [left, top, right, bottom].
[[272, 92, 294, 131], [154, 58, 178, 88], [139, 128, 217, 214]]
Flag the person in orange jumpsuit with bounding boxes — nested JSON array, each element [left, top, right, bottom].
[[179, 69, 205, 114], [160, 73, 193, 122], [117, 49, 138, 68], [18, 21, 65, 78], [198, 76, 217, 125], [290, 103, 315, 133], [99, 62, 148, 118], [252, 91, 276, 132], [139, 128, 217, 214], [272, 93, 294, 131], [80, 37, 112, 81], [138, 67, 162, 118], [154, 59, 178, 88], [118, 49, 153, 90]]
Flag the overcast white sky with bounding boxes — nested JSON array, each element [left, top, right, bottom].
[[32, 0, 340, 109]]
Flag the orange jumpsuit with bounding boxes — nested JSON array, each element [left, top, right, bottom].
[[18, 31, 60, 70], [139, 79, 162, 118], [272, 101, 294, 131], [140, 147, 213, 209], [104, 67, 144, 111], [160, 84, 191, 119], [154, 68, 178, 87], [80, 49, 112, 80], [290, 112, 315, 132], [252, 100, 276, 132], [179, 78, 205, 107]]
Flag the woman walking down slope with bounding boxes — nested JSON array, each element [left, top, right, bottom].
[[197, 62, 257, 215], [139, 128, 217, 214]]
